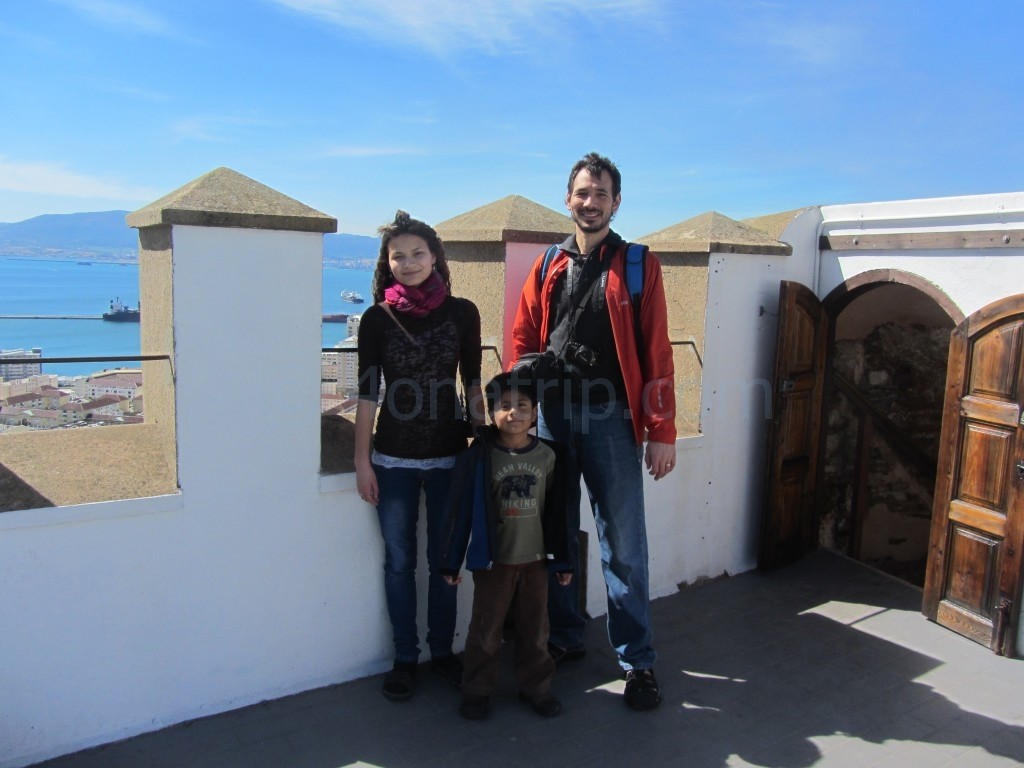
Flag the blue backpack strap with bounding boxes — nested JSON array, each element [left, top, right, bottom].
[[625, 243, 646, 303], [539, 244, 560, 284], [541, 242, 646, 351], [625, 243, 647, 353]]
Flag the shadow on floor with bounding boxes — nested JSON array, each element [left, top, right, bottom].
[[30, 551, 1024, 768]]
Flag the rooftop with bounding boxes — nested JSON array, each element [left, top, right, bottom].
[[30, 551, 1024, 768], [435, 194, 574, 244]]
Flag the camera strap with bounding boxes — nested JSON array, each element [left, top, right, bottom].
[[560, 253, 608, 351]]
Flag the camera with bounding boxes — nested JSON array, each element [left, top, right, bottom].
[[511, 351, 562, 381], [562, 341, 597, 368], [511, 341, 598, 383]]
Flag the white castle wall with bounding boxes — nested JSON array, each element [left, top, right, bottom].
[[5, 190, 1024, 767]]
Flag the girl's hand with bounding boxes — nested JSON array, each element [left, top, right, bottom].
[[556, 572, 573, 586], [443, 574, 462, 586], [355, 465, 379, 505]]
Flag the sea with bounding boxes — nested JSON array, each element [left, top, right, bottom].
[[0, 257, 376, 377]]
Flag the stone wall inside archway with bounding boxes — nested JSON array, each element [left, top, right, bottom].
[[819, 282, 955, 585]]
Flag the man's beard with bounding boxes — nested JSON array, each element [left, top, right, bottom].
[[571, 208, 612, 233]]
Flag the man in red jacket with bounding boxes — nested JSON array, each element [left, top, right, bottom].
[[510, 151, 676, 711]]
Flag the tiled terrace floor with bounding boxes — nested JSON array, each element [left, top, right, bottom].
[[33, 551, 1024, 767]]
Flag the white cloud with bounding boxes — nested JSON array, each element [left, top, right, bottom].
[[52, 0, 177, 37], [272, 0, 665, 54], [170, 114, 283, 143], [326, 146, 424, 158], [92, 81, 173, 104], [171, 117, 221, 143], [0, 158, 158, 201], [764, 20, 851, 67]]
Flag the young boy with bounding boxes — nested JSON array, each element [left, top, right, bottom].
[[440, 371, 574, 720]]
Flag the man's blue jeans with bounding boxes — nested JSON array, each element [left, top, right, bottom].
[[537, 398, 656, 670], [373, 464, 458, 663]]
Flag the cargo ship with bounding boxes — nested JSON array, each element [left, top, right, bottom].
[[340, 290, 365, 304], [102, 298, 140, 322]]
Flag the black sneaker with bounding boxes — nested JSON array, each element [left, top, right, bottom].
[[547, 642, 586, 664], [382, 661, 417, 702], [519, 692, 562, 717], [623, 668, 661, 711], [430, 654, 463, 689], [459, 694, 489, 720]]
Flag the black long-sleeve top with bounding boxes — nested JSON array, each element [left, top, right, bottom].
[[357, 296, 482, 460]]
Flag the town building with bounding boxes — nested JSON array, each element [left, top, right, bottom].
[[0, 373, 58, 400], [0, 348, 42, 381]]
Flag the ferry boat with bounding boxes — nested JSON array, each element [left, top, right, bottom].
[[340, 290, 365, 304], [102, 298, 140, 322]]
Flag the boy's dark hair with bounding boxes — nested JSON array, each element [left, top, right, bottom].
[[485, 371, 537, 413], [567, 151, 621, 199], [372, 210, 452, 303]]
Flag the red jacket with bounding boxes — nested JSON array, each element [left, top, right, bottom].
[[510, 239, 676, 446]]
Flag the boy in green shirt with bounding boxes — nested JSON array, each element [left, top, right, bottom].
[[440, 372, 574, 720]]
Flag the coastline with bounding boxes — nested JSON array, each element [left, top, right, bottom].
[[0, 259, 375, 377], [1, 253, 376, 269]]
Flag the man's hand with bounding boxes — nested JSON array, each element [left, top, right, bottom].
[[645, 440, 676, 480]]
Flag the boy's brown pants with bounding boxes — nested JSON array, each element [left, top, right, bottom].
[[461, 560, 555, 699]]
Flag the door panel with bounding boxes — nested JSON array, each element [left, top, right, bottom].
[[923, 295, 1024, 655], [760, 281, 828, 569]]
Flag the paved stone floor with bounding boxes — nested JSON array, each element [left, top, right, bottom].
[[32, 551, 1024, 767]]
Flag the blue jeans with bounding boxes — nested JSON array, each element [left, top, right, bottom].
[[373, 464, 458, 663], [537, 398, 655, 670]]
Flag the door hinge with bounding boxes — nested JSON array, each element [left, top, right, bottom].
[[992, 598, 1013, 657]]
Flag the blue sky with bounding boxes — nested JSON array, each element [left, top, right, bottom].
[[1, 0, 1022, 238]]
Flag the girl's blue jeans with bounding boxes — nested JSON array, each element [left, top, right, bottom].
[[373, 463, 458, 663]]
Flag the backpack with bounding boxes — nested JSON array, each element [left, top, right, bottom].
[[540, 242, 647, 351]]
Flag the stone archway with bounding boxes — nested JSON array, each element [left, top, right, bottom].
[[818, 271, 963, 586]]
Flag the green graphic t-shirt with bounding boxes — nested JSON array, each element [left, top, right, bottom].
[[489, 438, 555, 565]]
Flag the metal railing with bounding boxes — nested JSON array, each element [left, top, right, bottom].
[[321, 341, 698, 369], [0, 355, 170, 365], [321, 345, 504, 364]]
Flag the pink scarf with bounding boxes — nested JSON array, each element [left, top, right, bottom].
[[383, 270, 447, 317]]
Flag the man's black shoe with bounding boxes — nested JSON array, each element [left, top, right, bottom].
[[623, 668, 661, 711]]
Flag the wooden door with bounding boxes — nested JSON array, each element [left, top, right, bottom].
[[923, 295, 1024, 655], [760, 281, 829, 569]]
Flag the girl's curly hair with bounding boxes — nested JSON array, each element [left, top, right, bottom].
[[371, 210, 451, 303]]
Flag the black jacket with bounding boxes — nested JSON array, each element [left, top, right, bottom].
[[439, 425, 575, 574]]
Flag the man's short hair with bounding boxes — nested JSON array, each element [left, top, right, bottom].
[[567, 151, 622, 199], [485, 371, 537, 413]]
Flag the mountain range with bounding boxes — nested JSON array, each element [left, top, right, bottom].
[[0, 211, 381, 266]]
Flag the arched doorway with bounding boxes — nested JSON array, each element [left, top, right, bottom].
[[820, 272, 963, 586]]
